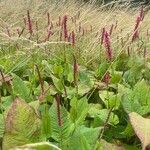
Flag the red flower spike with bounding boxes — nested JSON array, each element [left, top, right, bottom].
[[27, 10, 33, 35]]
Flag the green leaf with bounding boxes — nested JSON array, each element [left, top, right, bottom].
[[110, 72, 122, 84], [87, 103, 103, 118], [93, 109, 119, 127], [66, 126, 101, 150], [96, 62, 109, 79], [3, 98, 42, 150], [70, 97, 89, 126], [40, 104, 51, 139], [122, 80, 150, 115], [12, 74, 31, 102], [1, 96, 13, 110]]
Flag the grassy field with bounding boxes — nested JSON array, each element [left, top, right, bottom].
[[0, 0, 150, 150]]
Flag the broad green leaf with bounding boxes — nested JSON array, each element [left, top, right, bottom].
[[70, 97, 89, 126], [129, 112, 150, 150], [12, 74, 31, 102], [122, 80, 150, 115], [65, 126, 101, 150], [3, 98, 42, 150], [51, 75, 64, 93]]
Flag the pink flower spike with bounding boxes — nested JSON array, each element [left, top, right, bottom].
[[72, 31, 75, 47], [140, 6, 144, 21], [63, 15, 68, 41], [132, 16, 141, 42], [103, 72, 110, 87], [104, 31, 113, 61]]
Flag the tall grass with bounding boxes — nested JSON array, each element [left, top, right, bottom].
[[0, 0, 150, 68]]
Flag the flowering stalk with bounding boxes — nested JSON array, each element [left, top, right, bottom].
[[101, 28, 105, 45], [140, 6, 144, 21], [59, 16, 61, 26], [104, 31, 113, 61], [72, 31, 75, 47], [47, 12, 50, 26], [27, 10, 33, 35], [103, 72, 110, 87], [55, 94, 62, 126], [62, 15, 68, 41], [73, 55, 78, 86], [132, 16, 141, 42], [132, 6, 144, 42], [109, 24, 114, 36]]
